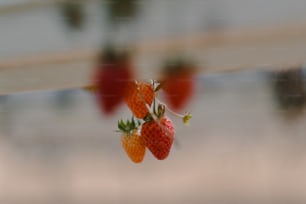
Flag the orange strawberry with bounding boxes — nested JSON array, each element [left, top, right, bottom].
[[141, 105, 175, 160], [124, 81, 154, 119], [118, 118, 146, 163]]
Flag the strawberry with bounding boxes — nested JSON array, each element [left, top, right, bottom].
[[161, 59, 196, 111], [118, 118, 146, 163], [141, 105, 175, 160], [121, 131, 146, 163], [124, 81, 154, 119], [94, 47, 133, 115]]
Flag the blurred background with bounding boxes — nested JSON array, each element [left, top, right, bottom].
[[1, 0, 306, 204]]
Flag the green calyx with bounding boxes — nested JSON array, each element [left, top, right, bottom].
[[143, 103, 166, 122], [118, 117, 141, 134]]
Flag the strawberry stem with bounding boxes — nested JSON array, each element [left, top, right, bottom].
[[154, 80, 165, 92], [153, 96, 157, 116], [155, 98, 192, 125]]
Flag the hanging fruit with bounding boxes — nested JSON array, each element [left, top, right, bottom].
[[118, 118, 146, 163], [118, 80, 191, 163], [160, 58, 196, 111], [124, 81, 154, 119], [141, 104, 175, 160], [90, 46, 133, 115]]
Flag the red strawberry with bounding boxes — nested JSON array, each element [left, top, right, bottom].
[[118, 118, 146, 163], [124, 81, 154, 119], [161, 60, 195, 111], [141, 108, 175, 160], [94, 47, 133, 115]]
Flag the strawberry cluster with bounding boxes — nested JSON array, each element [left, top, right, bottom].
[[118, 80, 191, 163], [87, 48, 193, 163]]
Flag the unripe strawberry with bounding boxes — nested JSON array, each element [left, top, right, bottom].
[[118, 118, 146, 163], [124, 81, 154, 119]]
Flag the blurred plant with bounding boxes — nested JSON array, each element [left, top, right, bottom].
[[272, 68, 306, 118], [105, 0, 141, 27], [59, 0, 85, 30]]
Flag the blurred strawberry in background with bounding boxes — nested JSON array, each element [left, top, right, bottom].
[[93, 46, 133, 115], [160, 58, 196, 111]]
